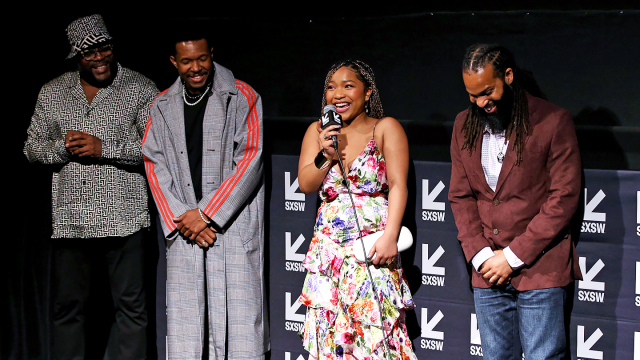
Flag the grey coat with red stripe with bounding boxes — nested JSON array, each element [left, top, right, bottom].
[[142, 62, 268, 358]]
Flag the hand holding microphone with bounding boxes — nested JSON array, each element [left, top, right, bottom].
[[317, 105, 342, 160]]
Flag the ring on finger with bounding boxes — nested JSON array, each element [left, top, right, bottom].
[[323, 135, 329, 140]]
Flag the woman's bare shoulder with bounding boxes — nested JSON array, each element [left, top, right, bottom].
[[375, 116, 405, 136]]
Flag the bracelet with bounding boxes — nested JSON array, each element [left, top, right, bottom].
[[314, 149, 330, 170], [198, 209, 211, 224]]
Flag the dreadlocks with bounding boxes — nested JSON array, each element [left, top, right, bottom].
[[461, 44, 538, 165], [321, 60, 384, 119]]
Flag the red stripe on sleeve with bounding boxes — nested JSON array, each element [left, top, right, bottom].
[[204, 81, 258, 215], [203, 81, 259, 217], [141, 90, 176, 232], [144, 155, 176, 231]]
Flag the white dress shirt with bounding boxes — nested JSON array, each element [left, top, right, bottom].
[[471, 126, 525, 271]]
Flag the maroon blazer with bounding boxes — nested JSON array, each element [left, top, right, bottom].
[[448, 94, 582, 290]]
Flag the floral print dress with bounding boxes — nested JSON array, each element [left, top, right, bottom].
[[299, 138, 418, 360]]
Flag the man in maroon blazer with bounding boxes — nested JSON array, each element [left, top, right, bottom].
[[448, 44, 582, 360]]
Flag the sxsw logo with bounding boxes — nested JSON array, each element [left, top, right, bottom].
[[321, 111, 341, 128], [581, 188, 606, 234], [420, 308, 444, 351], [284, 292, 305, 332], [285, 352, 306, 360], [577, 325, 603, 360], [422, 179, 446, 222], [421, 244, 445, 287], [469, 313, 525, 360], [469, 313, 483, 356], [285, 172, 305, 211], [285, 232, 306, 272], [469, 314, 524, 359], [578, 257, 605, 303]]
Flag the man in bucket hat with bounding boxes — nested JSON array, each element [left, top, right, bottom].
[[24, 14, 158, 359]]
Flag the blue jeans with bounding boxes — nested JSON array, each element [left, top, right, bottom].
[[473, 285, 568, 360]]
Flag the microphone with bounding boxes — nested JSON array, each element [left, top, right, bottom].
[[321, 105, 342, 149]]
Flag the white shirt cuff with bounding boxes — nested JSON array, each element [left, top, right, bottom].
[[503, 246, 525, 269], [471, 247, 495, 272]]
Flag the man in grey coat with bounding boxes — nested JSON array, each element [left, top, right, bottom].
[[142, 34, 268, 359]]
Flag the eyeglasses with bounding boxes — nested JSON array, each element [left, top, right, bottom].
[[80, 44, 113, 61]]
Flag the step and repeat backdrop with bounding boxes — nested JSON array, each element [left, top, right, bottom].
[[268, 155, 639, 360]]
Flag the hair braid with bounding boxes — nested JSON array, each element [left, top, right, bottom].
[[461, 44, 536, 165], [321, 60, 384, 119]]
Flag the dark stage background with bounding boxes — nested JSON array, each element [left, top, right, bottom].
[[5, 5, 639, 360]]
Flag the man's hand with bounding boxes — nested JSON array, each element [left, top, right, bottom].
[[174, 209, 208, 241], [196, 227, 217, 247], [479, 249, 513, 286], [65, 130, 102, 157]]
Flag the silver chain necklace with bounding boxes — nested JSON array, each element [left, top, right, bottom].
[[182, 84, 211, 106], [497, 140, 507, 163]]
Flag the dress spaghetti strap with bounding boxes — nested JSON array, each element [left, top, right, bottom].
[[372, 118, 382, 139]]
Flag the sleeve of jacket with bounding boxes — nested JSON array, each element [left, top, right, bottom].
[[142, 96, 192, 239], [448, 113, 493, 263], [102, 80, 159, 165], [199, 81, 263, 230], [23, 86, 71, 164], [507, 110, 581, 265]]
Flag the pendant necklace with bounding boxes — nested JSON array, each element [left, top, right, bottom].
[[497, 140, 507, 163], [182, 83, 211, 106]]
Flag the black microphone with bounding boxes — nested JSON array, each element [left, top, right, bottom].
[[321, 105, 342, 150]]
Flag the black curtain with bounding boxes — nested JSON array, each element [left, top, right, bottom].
[[5, 7, 639, 359]]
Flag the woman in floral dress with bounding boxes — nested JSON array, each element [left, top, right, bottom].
[[297, 60, 418, 360]]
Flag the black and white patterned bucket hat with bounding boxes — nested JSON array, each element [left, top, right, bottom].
[[65, 14, 112, 59]]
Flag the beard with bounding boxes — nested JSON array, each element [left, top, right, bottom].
[[475, 86, 514, 133], [79, 59, 117, 88]]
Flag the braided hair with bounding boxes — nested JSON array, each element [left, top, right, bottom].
[[321, 60, 384, 119], [461, 44, 539, 165]]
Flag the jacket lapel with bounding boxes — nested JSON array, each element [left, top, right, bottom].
[[494, 94, 538, 195], [203, 62, 237, 145], [159, 78, 198, 205], [493, 129, 518, 195], [470, 132, 495, 195], [161, 78, 188, 152], [204, 92, 230, 135]]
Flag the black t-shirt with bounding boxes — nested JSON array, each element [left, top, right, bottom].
[[183, 95, 208, 202]]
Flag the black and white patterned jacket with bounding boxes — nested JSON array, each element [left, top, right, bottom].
[[24, 63, 159, 238]]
